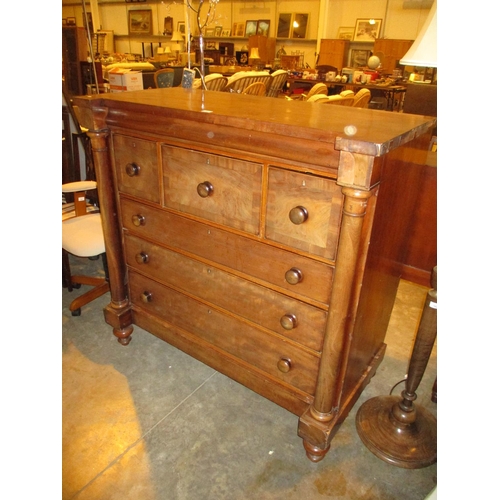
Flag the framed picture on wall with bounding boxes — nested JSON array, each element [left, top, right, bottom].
[[128, 10, 152, 35], [291, 13, 308, 39], [222, 29, 231, 37], [245, 20, 258, 37], [215, 26, 222, 37], [338, 27, 354, 40], [351, 49, 370, 67], [257, 20, 270, 37], [177, 21, 186, 35], [353, 18, 382, 42], [277, 13, 292, 38], [163, 17, 173, 36]]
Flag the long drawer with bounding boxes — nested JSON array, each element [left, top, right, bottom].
[[124, 233, 327, 352], [120, 197, 334, 305], [128, 270, 321, 395]]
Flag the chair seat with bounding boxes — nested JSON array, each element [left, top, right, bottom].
[[62, 213, 105, 257]]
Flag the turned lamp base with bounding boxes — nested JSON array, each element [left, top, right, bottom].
[[356, 395, 437, 469]]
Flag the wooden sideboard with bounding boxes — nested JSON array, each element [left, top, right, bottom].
[[74, 89, 435, 462]]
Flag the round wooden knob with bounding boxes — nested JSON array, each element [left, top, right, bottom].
[[285, 267, 303, 285], [277, 358, 291, 373], [197, 181, 214, 198], [132, 214, 146, 227], [280, 314, 298, 330], [125, 162, 140, 177], [135, 252, 149, 264], [289, 206, 308, 225], [141, 291, 153, 303]]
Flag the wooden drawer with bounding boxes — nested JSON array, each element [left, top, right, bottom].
[[121, 197, 334, 305], [113, 134, 160, 203], [161, 145, 262, 234], [128, 270, 320, 395], [266, 168, 343, 259], [124, 233, 327, 351]]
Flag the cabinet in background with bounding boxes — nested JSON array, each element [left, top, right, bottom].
[[62, 27, 89, 96], [317, 39, 350, 70], [373, 39, 414, 75]]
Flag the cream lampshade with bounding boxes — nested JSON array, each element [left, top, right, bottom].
[[400, 0, 437, 68], [170, 31, 184, 43], [249, 48, 260, 60]]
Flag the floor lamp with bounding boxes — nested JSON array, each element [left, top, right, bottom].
[[356, 5, 438, 468]]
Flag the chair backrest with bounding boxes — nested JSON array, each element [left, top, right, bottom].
[[267, 70, 288, 97], [352, 88, 371, 108], [307, 94, 330, 103], [224, 72, 272, 94], [305, 83, 328, 98], [204, 74, 228, 91], [324, 95, 355, 106], [242, 82, 267, 96], [154, 68, 175, 88]]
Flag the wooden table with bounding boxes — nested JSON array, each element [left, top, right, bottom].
[[74, 89, 435, 462], [287, 78, 407, 111]]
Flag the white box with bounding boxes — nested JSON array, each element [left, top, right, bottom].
[[108, 69, 144, 92]]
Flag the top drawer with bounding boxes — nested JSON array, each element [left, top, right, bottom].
[[113, 134, 160, 203], [266, 168, 344, 260], [161, 145, 262, 235]]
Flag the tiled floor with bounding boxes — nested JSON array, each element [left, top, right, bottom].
[[62, 255, 437, 500]]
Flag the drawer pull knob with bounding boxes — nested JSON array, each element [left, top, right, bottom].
[[277, 358, 292, 373], [125, 162, 141, 177], [280, 314, 298, 330], [141, 291, 153, 303], [285, 267, 303, 285], [289, 206, 309, 225], [135, 252, 149, 264], [197, 181, 214, 198], [132, 214, 146, 227]]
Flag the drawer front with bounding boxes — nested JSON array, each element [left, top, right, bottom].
[[124, 233, 327, 351], [162, 145, 262, 234], [266, 168, 343, 259], [121, 197, 334, 305], [113, 134, 160, 203], [129, 271, 320, 395]]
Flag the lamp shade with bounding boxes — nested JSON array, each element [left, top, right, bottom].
[[249, 48, 260, 59], [163, 46, 172, 54], [171, 31, 184, 42], [400, 0, 437, 67]]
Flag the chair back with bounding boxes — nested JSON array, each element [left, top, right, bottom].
[[154, 68, 175, 88], [324, 95, 355, 106], [242, 82, 267, 96], [306, 83, 328, 99], [267, 70, 288, 97], [204, 74, 228, 91], [307, 94, 330, 103], [352, 88, 371, 108], [224, 72, 272, 94]]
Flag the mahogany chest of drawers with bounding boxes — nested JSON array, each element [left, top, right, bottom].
[[75, 88, 435, 461]]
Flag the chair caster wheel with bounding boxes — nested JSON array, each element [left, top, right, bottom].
[[71, 309, 81, 317]]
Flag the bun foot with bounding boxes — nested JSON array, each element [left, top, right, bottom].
[[114, 326, 134, 345], [303, 440, 330, 462]]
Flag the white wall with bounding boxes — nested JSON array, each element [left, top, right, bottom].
[[62, 0, 433, 66]]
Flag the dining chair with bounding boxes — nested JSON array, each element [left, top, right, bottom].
[[154, 68, 175, 88]]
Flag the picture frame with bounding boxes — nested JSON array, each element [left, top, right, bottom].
[[67, 17, 76, 26], [128, 10, 152, 35], [245, 20, 258, 37], [214, 26, 222, 37], [351, 49, 371, 67], [205, 28, 215, 37], [277, 13, 292, 38], [257, 20, 270, 37], [177, 21, 186, 35], [235, 22, 245, 37], [291, 13, 308, 39], [222, 29, 231, 37], [206, 42, 217, 50], [337, 27, 354, 40], [163, 16, 173, 36], [353, 18, 382, 42]]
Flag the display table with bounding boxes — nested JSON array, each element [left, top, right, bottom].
[[74, 88, 435, 462]]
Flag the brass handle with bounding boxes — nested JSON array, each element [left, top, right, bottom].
[[285, 267, 303, 285], [280, 314, 298, 330], [277, 358, 291, 373], [197, 181, 214, 198], [132, 214, 146, 227], [289, 206, 308, 225], [125, 162, 140, 177], [141, 291, 153, 303], [135, 252, 149, 264]]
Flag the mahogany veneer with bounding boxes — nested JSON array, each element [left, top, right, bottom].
[[74, 88, 435, 461]]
